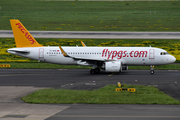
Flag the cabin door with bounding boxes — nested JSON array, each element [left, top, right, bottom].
[[149, 49, 155, 59], [39, 48, 44, 61]]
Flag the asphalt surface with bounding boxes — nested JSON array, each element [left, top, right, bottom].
[[46, 104, 180, 120], [1, 30, 180, 39], [0, 69, 180, 120]]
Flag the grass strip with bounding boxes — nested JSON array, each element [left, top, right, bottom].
[[21, 84, 180, 104], [0, 62, 179, 69], [1, 1, 180, 31]]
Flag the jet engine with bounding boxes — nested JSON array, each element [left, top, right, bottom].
[[105, 61, 122, 72]]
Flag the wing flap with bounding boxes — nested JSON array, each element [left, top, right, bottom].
[[73, 57, 114, 62]]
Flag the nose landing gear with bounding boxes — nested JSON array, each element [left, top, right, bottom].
[[150, 65, 155, 74]]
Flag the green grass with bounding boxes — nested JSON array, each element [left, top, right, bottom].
[[21, 84, 180, 104], [1, 1, 180, 31]]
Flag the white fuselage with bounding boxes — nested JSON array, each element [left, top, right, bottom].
[[7, 46, 176, 66]]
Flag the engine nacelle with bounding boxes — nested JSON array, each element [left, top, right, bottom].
[[105, 61, 122, 72]]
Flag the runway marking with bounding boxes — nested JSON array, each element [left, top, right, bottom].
[[51, 115, 180, 118], [168, 70, 178, 71], [85, 83, 96, 85], [1, 115, 180, 120], [108, 73, 116, 76], [58, 69, 67, 70], [61, 84, 71, 87], [0, 73, 73, 77], [0, 74, 45, 77]]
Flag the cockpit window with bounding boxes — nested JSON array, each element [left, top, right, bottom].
[[160, 52, 169, 55]]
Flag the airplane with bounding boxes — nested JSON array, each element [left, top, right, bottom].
[[7, 19, 176, 74]]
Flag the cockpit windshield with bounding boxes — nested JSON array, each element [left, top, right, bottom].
[[160, 52, 169, 55]]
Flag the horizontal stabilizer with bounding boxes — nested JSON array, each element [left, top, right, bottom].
[[7, 49, 29, 55]]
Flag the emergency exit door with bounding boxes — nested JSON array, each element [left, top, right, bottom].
[[39, 48, 44, 61], [149, 49, 155, 59]]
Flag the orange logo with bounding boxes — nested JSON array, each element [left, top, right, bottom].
[[16, 23, 36, 44]]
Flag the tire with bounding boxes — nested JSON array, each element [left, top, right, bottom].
[[150, 70, 155, 74], [90, 69, 95, 74], [95, 68, 100, 73]]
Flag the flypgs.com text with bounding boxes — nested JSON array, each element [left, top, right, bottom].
[[102, 49, 148, 59], [16, 23, 36, 44]]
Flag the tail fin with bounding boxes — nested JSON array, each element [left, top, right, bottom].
[[10, 19, 43, 48]]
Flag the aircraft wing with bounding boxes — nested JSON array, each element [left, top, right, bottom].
[[59, 46, 115, 62], [71, 56, 115, 62]]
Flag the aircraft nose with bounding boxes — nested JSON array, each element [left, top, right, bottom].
[[171, 55, 176, 63]]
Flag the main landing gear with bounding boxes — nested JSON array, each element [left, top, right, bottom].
[[150, 65, 155, 74], [90, 68, 100, 74]]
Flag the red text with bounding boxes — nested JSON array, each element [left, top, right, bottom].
[[16, 23, 36, 44], [102, 49, 147, 59]]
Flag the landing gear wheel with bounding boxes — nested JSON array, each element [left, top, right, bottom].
[[150, 70, 155, 74], [90, 69, 95, 74], [95, 68, 100, 73], [90, 68, 100, 74], [150, 65, 155, 74]]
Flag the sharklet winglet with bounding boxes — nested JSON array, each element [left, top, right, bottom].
[[81, 41, 86, 47], [59, 46, 70, 57]]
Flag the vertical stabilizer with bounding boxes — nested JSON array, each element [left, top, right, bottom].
[[10, 19, 43, 47]]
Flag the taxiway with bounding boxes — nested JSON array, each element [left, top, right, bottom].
[[0, 69, 180, 120], [1, 30, 180, 39]]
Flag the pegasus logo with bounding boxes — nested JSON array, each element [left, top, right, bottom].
[[16, 23, 36, 44]]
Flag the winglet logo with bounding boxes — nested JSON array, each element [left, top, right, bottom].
[[16, 23, 36, 44]]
